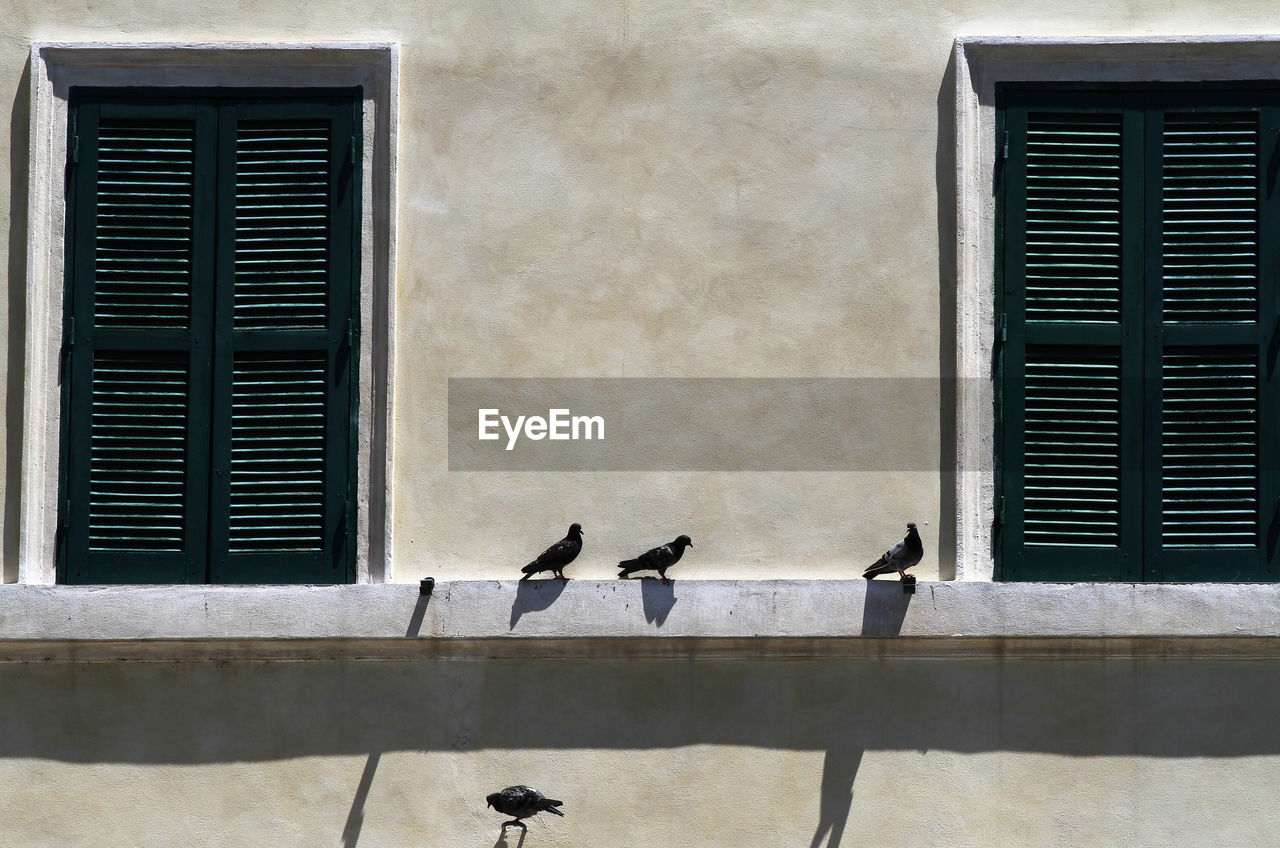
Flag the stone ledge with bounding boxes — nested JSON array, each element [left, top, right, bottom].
[[5, 636, 1280, 662], [1, 581, 1279, 649]]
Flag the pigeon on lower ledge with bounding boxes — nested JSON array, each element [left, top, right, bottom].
[[487, 785, 565, 829]]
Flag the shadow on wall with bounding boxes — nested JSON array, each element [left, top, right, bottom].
[[859, 579, 912, 636], [340, 751, 381, 848], [6, 645, 1280, 848], [935, 47, 958, 582], [3, 58, 31, 584], [509, 578, 567, 629], [6, 653, 1280, 763], [639, 577, 676, 625]]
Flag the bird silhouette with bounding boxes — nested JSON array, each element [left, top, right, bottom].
[[487, 785, 565, 829], [520, 523, 583, 581], [618, 535, 692, 584], [864, 522, 923, 581]]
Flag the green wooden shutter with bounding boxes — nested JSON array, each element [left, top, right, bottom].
[[1000, 92, 1144, 581], [61, 101, 214, 583], [1000, 87, 1280, 582], [1146, 102, 1276, 581], [207, 98, 358, 584], [59, 90, 359, 584]]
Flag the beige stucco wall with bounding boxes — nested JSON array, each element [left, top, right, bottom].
[[0, 653, 1275, 847], [0, 3, 1272, 583], [0, 6, 1276, 846]]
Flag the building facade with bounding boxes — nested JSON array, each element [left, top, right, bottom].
[[2, 3, 1279, 846]]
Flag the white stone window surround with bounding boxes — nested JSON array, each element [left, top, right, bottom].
[[19, 42, 399, 585], [953, 35, 1280, 581]]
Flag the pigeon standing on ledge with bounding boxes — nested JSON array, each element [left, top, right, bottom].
[[864, 522, 923, 581], [487, 785, 565, 829], [520, 523, 583, 581], [618, 535, 692, 584]]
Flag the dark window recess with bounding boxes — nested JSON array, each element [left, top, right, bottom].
[[998, 86, 1278, 582], [59, 89, 361, 584]]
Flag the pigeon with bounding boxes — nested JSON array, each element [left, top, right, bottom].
[[520, 523, 583, 581], [618, 535, 692, 584], [864, 521, 923, 581], [487, 785, 565, 829]]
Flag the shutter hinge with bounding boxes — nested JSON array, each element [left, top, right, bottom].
[[60, 317, 74, 375], [350, 136, 358, 165], [71, 135, 79, 164], [55, 507, 68, 560], [995, 495, 1006, 527], [1001, 130, 1009, 161], [992, 313, 1006, 378], [347, 318, 359, 348]]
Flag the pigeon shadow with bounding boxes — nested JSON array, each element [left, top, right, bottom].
[[808, 744, 864, 848], [859, 579, 913, 636], [509, 579, 568, 629], [491, 825, 527, 848], [639, 577, 677, 626], [340, 751, 381, 848]]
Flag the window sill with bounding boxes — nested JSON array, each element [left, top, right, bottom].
[[0, 580, 1279, 660]]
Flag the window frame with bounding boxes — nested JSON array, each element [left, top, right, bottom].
[[954, 36, 1280, 581], [18, 43, 398, 585]]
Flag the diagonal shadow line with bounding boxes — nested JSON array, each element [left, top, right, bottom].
[[342, 592, 429, 846], [406, 592, 430, 637], [341, 751, 381, 848], [808, 747, 863, 848]]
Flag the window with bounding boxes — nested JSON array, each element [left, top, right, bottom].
[[57, 89, 361, 584], [997, 84, 1279, 581]]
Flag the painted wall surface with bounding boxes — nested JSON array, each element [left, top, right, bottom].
[[0, 654, 1275, 847], [0, 4, 1276, 583], [0, 8, 1273, 848]]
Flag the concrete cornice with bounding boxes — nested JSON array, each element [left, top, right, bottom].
[[1, 581, 1279, 659]]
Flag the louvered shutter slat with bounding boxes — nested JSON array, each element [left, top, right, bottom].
[[1160, 349, 1259, 546], [1023, 348, 1123, 547], [234, 120, 331, 330], [93, 120, 195, 329], [1161, 112, 1260, 323], [88, 353, 188, 551], [228, 354, 327, 552], [1024, 113, 1123, 323]]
